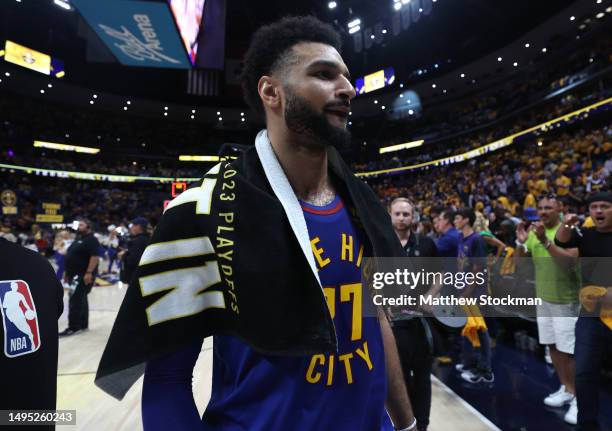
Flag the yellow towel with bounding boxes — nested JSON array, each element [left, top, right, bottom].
[[460, 304, 488, 347], [580, 286, 612, 330], [500, 247, 516, 275]]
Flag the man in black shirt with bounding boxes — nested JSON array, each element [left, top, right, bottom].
[[60, 218, 100, 336], [0, 237, 63, 430], [119, 217, 151, 286], [555, 191, 612, 431], [389, 198, 438, 431]]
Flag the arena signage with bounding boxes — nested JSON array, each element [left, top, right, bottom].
[[71, 0, 190, 69]]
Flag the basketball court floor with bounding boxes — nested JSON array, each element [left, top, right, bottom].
[[56, 284, 611, 431]]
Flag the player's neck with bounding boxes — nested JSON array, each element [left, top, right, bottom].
[[268, 126, 333, 203]]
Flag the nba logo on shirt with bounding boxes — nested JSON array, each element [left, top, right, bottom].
[[0, 280, 41, 358]]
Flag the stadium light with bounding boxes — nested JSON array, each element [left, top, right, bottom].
[[179, 155, 220, 162], [347, 18, 361, 28], [382, 29, 388, 34], [53, 0, 71, 10], [432, 84, 436, 88], [93, 94, 97, 98], [379, 140, 424, 154], [497, 56, 502, 62], [460, 73, 465, 78], [524, 43, 530, 48], [40, 89, 45, 94], [394, 3, 402, 10], [349, 25, 360, 34], [47, 83, 52, 88], [34, 140, 100, 154], [328, 1, 337, 9], [513, 62, 518, 67], [542, 47, 547, 53], [595, 12, 604, 18], [408, 109, 414, 115]]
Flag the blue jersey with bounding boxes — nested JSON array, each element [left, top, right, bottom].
[[143, 195, 392, 431]]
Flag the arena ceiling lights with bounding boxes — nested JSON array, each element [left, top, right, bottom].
[[357, 96, 612, 177], [33, 140, 100, 154], [6, 97, 609, 184], [379, 140, 424, 154]]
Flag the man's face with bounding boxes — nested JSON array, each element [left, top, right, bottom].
[[454, 215, 468, 230], [435, 214, 450, 233], [77, 221, 89, 234], [537, 198, 559, 226], [589, 201, 612, 230], [281, 43, 356, 149], [390, 202, 413, 233], [129, 224, 143, 236]]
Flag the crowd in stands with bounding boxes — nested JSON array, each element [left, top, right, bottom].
[[351, 34, 611, 171], [368, 124, 612, 246]]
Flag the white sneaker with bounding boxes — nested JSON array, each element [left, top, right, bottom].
[[544, 385, 574, 407], [564, 398, 578, 425]]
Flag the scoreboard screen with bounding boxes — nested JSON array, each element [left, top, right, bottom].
[[168, 0, 205, 65], [355, 67, 395, 95]]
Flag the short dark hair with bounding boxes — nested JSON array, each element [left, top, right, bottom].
[[240, 16, 342, 118], [455, 208, 476, 226], [440, 208, 455, 223]]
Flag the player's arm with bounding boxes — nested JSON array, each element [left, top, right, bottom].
[[378, 306, 416, 430], [142, 340, 203, 430]]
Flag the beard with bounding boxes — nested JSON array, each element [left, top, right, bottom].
[[283, 88, 351, 150]]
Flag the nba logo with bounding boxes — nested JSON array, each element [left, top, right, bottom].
[[0, 280, 41, 358]]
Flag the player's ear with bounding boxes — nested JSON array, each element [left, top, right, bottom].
[[258, 76, 282, 111]]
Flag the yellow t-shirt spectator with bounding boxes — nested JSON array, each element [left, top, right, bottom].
[[556, 175, 571, 196]]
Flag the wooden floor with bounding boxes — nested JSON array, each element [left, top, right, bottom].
[[56, 285, 499, 431]]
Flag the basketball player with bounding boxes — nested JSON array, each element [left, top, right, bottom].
[[138, 16, 416, 431]]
